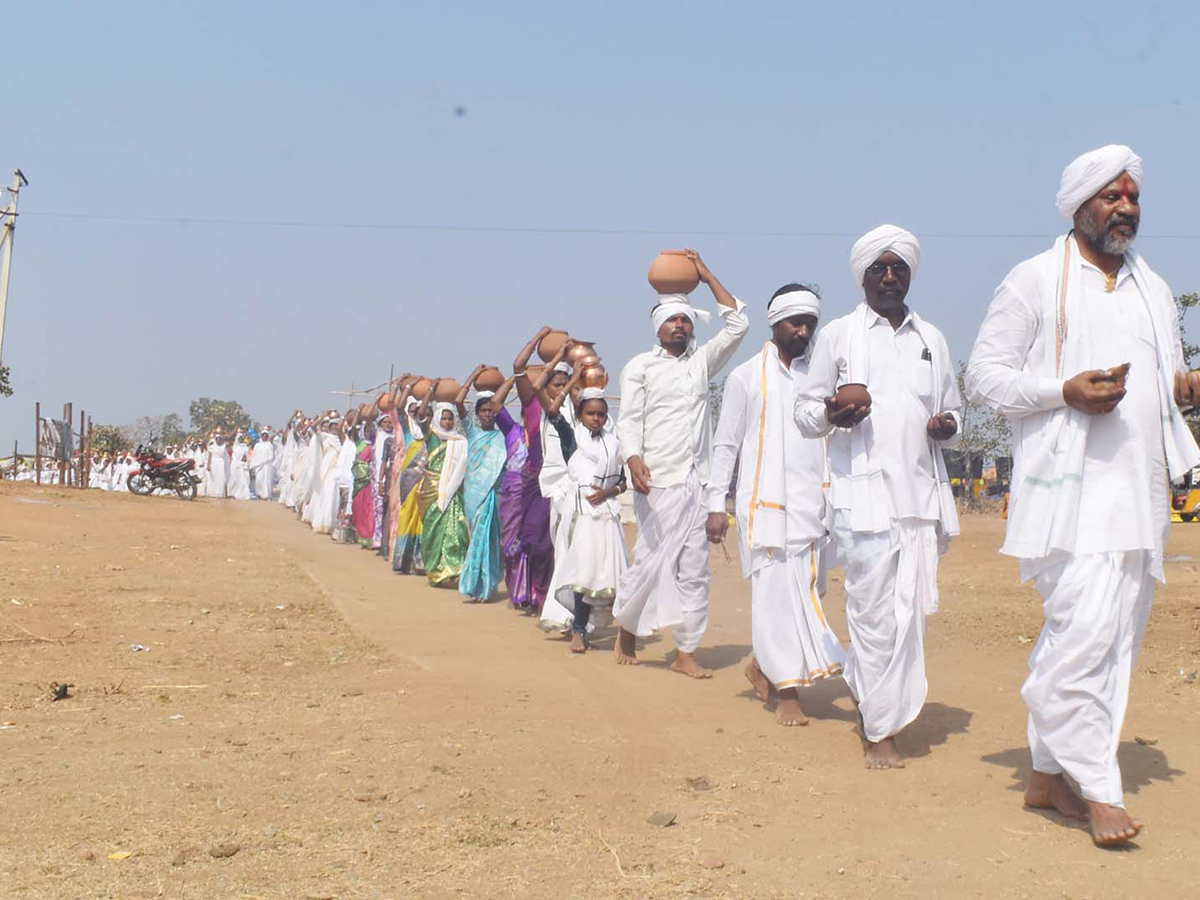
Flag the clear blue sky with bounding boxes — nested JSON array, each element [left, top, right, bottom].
[[2, 0, 1198, 449]]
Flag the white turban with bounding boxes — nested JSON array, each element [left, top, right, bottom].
[[766, 288, 820, 326], [1055, 144, 1142, 218], [849, 225, 921, 287], [652, 293, 712, 333]]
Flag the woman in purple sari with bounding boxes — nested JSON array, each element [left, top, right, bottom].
[[492, 328, 574, 612]]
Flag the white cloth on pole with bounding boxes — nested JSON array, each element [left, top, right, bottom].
[[1023, 550, 1154, 806]]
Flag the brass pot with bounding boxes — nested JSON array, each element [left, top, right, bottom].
[[580, 362, 608, 389], [565, 341, 598, 365]]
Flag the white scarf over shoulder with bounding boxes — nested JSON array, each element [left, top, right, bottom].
[[1004, 235, 1199, 563]]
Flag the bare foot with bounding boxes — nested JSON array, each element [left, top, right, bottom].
[[1024, 771, 1088, 821], [775, 688, 809, 727], [865, 736, 905, 769], [569, 632, 587, 654], [1087, 801, 1142, 846], [614, 628, 639, 666], [744, 656, 770, 702], [670, 651, 712, 679]]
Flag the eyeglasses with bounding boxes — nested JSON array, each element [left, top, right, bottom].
[[864, 261, 910, 278]]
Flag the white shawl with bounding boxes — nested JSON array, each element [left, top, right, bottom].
[[1004, 234, 1199, 563]]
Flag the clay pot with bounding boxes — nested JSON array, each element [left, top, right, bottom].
[[476, 366, 505, 392], [345, 408, 359, 427], [648, 250, 699, 295], [565, 340, 598, 366], [411, 377, 434, 400], [377, 390, 394, 412], [834, 383, 872, 409], [432, 378, 462, 402], [537, 330, 571, 362], [359, 402, 377, 420]]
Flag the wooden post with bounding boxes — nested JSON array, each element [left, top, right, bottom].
[[9, 439, 14, 480], [34, 401, 40, 484]]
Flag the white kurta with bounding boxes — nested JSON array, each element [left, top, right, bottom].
[[708, 340, 846, 689], [966, 237, 1198, 805], [796, 303, 960, 741]]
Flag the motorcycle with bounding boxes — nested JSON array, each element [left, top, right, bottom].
[[127, 443, 200, 500]]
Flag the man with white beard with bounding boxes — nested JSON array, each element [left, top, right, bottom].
[[795, 225, 961, 770], [966, 144, 1200, 846]]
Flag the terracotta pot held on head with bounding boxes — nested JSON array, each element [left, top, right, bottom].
[[411, 377, 434, 399], [648, 250, 700, 295], [377, 391, 394, 412], [564, 341, 598, 365], [432, 378, 462, 402], [537, 330, 571, 362], [476, 366, 505, 392], [345, 408, 359, 427], [359, 402, 376, 420], [834, 382, 872, 409]]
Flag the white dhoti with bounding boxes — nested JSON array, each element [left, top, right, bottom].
[[1023, 550, 1154, 806], [253, 463, 275, 500], [751, 541, 846, 690], [613, 469, 710, 653], [835, 510, 940, 743]]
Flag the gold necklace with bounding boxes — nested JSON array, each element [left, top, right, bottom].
[[1103, 267, 1119, 293]]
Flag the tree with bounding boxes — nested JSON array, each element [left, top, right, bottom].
[[1178, 292, 1200, 444], [0, 364, 11, 398], [188, 397, 254, 437], [123, 413, 187, 447], [953, 360, 1012, 479], [90, 424, 131, 456]]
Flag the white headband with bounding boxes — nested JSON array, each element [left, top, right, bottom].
[[766, 289, 820, 326], [476, 390, 495, 399], [579, 387, 606, 401], [553, 361, 572, 375], [652, 295, 712, 333]]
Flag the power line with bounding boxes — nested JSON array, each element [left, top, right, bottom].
[[19, 209, 1200, 240]]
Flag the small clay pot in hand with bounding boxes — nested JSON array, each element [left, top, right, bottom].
[[834, 382, 872, 409]]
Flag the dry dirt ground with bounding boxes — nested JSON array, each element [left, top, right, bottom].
[[2, 480, 1199, 900]]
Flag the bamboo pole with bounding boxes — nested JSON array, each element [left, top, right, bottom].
[[34, 401, 40, 484]]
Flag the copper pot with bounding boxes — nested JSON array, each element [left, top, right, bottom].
[[432, 378, 462, 402], [476, 366, 505, 392], [564, 341, 598, 365], [537, 329, 571, 362], [580, 364, 608, 390], [648, 250, 699, 294]]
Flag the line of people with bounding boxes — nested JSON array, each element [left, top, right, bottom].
[[60, 143, 1200, 849]]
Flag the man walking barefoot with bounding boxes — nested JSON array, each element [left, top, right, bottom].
[[966, 144, 1200, 846], [614, 250, 749, 677]]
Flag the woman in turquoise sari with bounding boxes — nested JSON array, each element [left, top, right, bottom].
[[456, 366, 510, 602]]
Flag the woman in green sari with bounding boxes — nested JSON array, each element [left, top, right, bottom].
[[415, 378, 472, 588]]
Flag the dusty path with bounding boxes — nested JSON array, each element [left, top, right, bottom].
[[3, 481, 1199, 898]]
